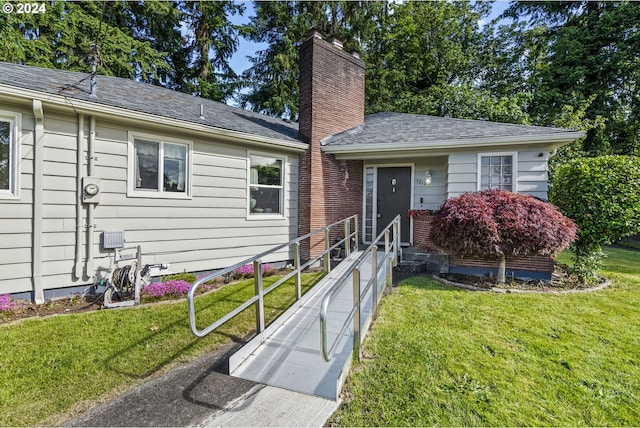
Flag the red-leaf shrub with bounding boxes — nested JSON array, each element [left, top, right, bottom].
[[430, 190, 576, 280]]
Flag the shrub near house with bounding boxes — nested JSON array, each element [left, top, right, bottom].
[[430, 190, 577, 283], [551, 155, 640, 283]]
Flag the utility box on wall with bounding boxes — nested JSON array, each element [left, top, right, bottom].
[[102, 230, 125, 249], [82, 177, 102, 204]]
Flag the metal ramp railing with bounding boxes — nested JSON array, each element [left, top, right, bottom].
[[227, 215, 401, 400], [320, 215, 401, 361], [187, 215, 359, 338]]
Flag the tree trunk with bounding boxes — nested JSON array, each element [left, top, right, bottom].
[[497, 255, 506, 284]]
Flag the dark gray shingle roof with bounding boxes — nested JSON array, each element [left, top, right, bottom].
[[1, 62, 580, 150], [0, 62, 300, 142], [322, 112, 577, 147]]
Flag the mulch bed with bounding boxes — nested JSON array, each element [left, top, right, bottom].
[[1, 268, 302, 325], [436, 264, 608, 293], [1, 296, 103, 324]]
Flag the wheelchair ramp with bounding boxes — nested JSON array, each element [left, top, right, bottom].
[[228, 250, 388, 401]]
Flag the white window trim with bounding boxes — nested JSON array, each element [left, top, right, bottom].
[[0, 110, 21, 200], [127, 131, 192, 199], [247, 150, 286, 220], [477, 152, 518, 193]]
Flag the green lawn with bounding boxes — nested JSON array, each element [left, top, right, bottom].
[[329, 246, 640, 426], [0, 272, 324, 427]]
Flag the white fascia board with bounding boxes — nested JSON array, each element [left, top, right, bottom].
[[0, 84, 308, 153], [322, 132, 585, 159]]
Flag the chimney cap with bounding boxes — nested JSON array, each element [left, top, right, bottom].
[[327, 35, 344, 50], [305, 28, 323, 41]]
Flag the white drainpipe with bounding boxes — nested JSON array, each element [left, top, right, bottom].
[[74, 114, 85, 279], [85, 116, 96, 278], [32, 100, 45, 303]]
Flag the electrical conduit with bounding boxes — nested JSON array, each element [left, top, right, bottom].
[[85, 116, 96, 278], [74, 114, 84, 279]]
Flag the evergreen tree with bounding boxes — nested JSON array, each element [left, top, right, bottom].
[[0, 1, 171, 82], [373, 0, 529, 124], [500, 1, 640, 156], [0, 0, 243, 102], [180, 1, 245, 100]]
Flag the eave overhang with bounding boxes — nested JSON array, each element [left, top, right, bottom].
[[322, 132, 585, 160]]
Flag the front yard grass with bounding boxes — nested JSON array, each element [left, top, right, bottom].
[[328, 246, 640, 426], [0, 271, 324, 427]]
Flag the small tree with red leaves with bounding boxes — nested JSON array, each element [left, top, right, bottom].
[[430, 190, 577, 283]]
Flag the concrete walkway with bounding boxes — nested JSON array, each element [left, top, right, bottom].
[[199, 385, 339, 427]]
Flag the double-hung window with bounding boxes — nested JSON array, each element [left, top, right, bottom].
[[478, 153, 516, 192], [129, 133, 191, 198], [248, 153, 284, 216], [0, 111, 20, 199]]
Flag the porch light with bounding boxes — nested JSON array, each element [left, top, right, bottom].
[[424, 170, 432, 185]]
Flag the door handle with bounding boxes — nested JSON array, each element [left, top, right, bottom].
[[377, 212, 382, 218]]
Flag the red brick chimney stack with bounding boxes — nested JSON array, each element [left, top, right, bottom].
[[298, 29, 366, 260]]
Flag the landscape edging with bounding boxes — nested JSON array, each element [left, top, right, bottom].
[[431, 275, 611, 294]]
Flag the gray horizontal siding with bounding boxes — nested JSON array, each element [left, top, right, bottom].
[[517, 150, 549, 199], [0, 262, 31, 282], [0, 218, 32, 233], [88, 123, 300, 283], [0, 277, 32, 294], [0, 105, 34, 296], [447, 153, 477, 198], [0, 247, 31, 264], [413, 158, 446, 211], [1, 108, 300, 296], [42, 231, 76, 247], [446, 150, 550, 199], [0, 204, 31, 217], [0, 234, 31, 249]]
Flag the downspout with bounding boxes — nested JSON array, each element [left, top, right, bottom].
[[85, 116, 96, 278], [74, 114, 85, 279], [32, 100, 45, 304]]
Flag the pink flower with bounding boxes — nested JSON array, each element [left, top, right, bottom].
[[234, 264, 274, 277], [141, 280, 207, 299], [0, 294, 22, 311]]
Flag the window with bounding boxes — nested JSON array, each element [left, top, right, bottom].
[[129, 134, 191, 198], [479, 153, 516, 192], [364, 167, 375, 242], [0, 111, 20, 199], [249, 153, 284, 216]]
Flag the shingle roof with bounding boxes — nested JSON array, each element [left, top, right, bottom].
[[0, 62, 300, 142], [0, 62, 581, 151], [322, 112, 578, 147]]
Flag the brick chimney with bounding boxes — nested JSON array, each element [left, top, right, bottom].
[[298, 30, 366, 259]]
